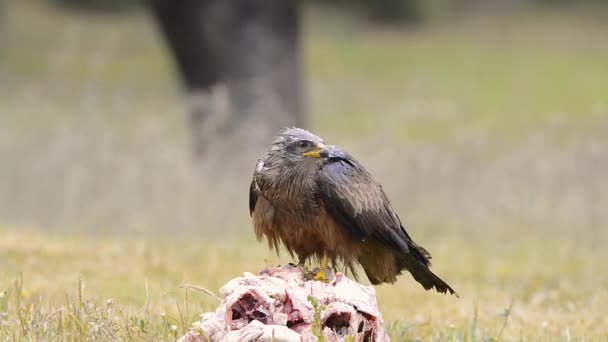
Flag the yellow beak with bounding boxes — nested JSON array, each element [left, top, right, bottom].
[[302, 143, 326, 158]]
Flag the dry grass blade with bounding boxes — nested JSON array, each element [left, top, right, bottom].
[[178, 284, 222, 302]]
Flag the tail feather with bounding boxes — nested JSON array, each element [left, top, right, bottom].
[[402, 256, 458, 297], [357, 239, 457, 297], [400, 241, 458, 297]]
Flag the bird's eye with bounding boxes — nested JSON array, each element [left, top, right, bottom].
[[296, 140, 311, 149]]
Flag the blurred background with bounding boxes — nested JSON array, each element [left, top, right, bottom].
[[2, 0, 607, 239], [1, 0, 607, 339]]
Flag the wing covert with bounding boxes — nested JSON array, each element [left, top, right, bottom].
[[316, 153, 410, 252]]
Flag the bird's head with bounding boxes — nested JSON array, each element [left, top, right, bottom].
[[266, 127, 329, 167]]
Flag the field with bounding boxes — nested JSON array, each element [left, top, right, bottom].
[[1, 229, 606, 340], [1, 1, 608, 340]]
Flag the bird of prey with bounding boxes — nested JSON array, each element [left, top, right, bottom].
[[249, 128, 457, 296]]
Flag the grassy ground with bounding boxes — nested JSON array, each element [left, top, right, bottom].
[[1, 229, 607, 341], [1, 0, 608, 340]]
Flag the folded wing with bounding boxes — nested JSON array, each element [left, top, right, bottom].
[[315, 150, 457, 296]]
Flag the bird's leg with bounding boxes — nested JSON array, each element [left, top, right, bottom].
[[297, 255, 307, 266], [297, 255, 311, 274], [313, 254, 331, 282]]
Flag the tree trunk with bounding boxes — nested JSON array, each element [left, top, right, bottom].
[[149, 0, 304, 159]]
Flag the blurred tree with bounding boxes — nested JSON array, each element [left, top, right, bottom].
[[150, 0, 304, 159], [48, 0, 427, 159]]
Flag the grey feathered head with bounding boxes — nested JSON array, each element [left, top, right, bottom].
[[266, 128, 328, 163]]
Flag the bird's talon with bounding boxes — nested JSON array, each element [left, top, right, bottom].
[[302, 267, 314, 280], [313, 270, 330, 283], [302, 267, 330, 282]]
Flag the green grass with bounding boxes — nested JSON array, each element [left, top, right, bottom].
[[305, 7, 608, 147], [1, 229, 607, 341]]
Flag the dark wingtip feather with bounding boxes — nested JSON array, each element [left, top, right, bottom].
[[435, 281, 459, 298], [429, 274, 459, 297], [403, 255, 459, 297], [420, 272, 459, 298]]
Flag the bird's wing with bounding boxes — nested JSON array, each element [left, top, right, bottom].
[[249, 178, 259, 216], [315, 152, 413, 253], [250, 160, 267, 216], [316, 152, 460, 296]]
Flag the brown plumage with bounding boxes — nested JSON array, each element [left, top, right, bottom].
[[249, 127, 457, 296]]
